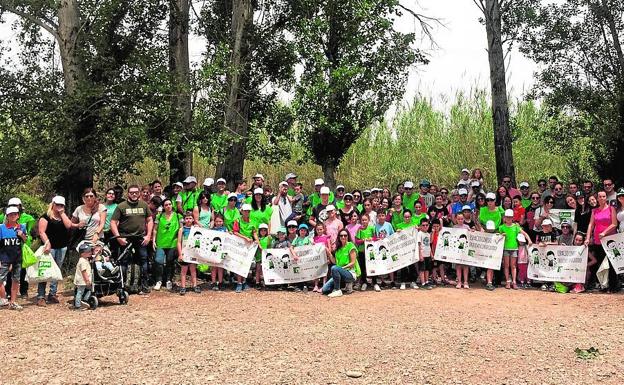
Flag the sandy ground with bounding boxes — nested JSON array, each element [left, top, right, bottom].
[[2, 284, 624, 385]]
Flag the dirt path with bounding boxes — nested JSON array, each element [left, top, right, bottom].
[[3, 287, 623, 385]]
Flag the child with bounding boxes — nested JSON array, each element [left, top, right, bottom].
[[291, 183, 305, 221], [312, 223, 332, 292], [454, 213, 470, 289], [499, 209, 532, 290], [571, 232, 597, 293], [177, 211, 200, 295], [430, 221, 445, 285], [233, 203, 256, 293], [417, 218, 433, 290], [74, 243, 93, 310], [211, 213, 227, 291], [0, 206, 27, 310], [273, 226, 300, 291], [91, 241, 119, 278], [484, 220, 497, 290], [512, 196, 526, 225], [355, 213, 375, 291], [516, 234, 529, 288], [255, 223, 271, 289]]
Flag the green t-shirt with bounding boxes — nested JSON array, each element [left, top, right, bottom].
[[211, 193, 228, 213], [355, 225, 375, 252], [236, 218, 256, 238], [390, 208, 404, 229], [104, 203, 117, 232], [307, 192, 335, 215], [335, 241, 360, 277], [335, 199, 345, 210], [292, 236, 312, 247], [178, 189, 200, 212], [395, 221, 416, 231], [223, 207, 241, 231], [413, 213, 427, 227], [155, 212, 181, 249], [250, 206, 273, 228], [499, 223, 521, 250], [521, 197, 531, 209], [479, 206, 504, 230], [402, 192, 421, 211]]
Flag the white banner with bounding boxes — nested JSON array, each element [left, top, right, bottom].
[[434, 227, 505, 270], [262, 244, 328, 285], [601, 232, 624, 274], [364, 227, 419, 276], [527, 245, 588, 283], [549, 209, 576, 229], [182, 227, 257, 277]]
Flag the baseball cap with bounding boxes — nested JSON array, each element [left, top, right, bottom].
[[227, 192, 237, 199], [486, 220, 496, 231], [326, 204, 336, 211], [241, 204, 252, 211], [287, 220, 298, 227], [78, 242, 92, 254], [203, 178, 214, 187], [279, 181, 288, 187], [253, 174, 264, 180], [542, 219, 553, 226], [458, 188, 468, 195], [7, 197, 21, 206], [258, 223, 269, 230], [561, 220, 571, 227], [314, 178, 324, 186], [183, 176, 197, 184], [216, 178, 226, 184], [253, 188, 264, 195], [471, 181, 480, 187], [5, 206, 19, 215], [52, 196, 66, 206], [404, 181, 414, 189], [285, 172, 297, 180], [320, 186, 330, 195], [277, 226, 287, 234], [336, 184, 345, 190], [363, 189, 371, 195], [298, 224, 309, 231], [461, 205, 472, 211], [617, 187, 624, 196], [344, 193, 353, 199], [420, 179, 431, 187], [461, 168, 470, 174], [174, 182, 183, 188], [485, 192, 496, 200], [504, 209, 514, 217], [519, 182, 529, 188], [517, 234, 526, 243]]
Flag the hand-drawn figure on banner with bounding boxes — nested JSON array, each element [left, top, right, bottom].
[[379, 245, 388, 260], [605, 240, 622, 261], [458, 234, 467, 250], [266, 253, 275, 269], [193, 231, 202, 249]]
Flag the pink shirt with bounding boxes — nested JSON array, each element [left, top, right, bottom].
[[324, 217, 343, 246], [346, 223, 361, 244], [593, 206, 614, 244]]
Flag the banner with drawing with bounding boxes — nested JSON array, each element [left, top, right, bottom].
[[262, 244, 328, 284], [527, 245, 588, 283], [601, 232, 624, 274], [549, 209, 576, 230], [182, 226, 257, 277], [364, 227, 419, 276], [434, 227, 505, 270]]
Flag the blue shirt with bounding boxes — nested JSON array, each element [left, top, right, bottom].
[[0, 224, 26, 263], [375, 222, 395, 239], [451, 201, 475, 215]]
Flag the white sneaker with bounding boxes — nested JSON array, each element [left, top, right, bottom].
[[360, 283, 367, 291], [328, 290, 343, 298], [410, 282, 418, 289], [400, 283, 406, 290], [374, 284, 381, 292], [166, 281, 173, 291], [153, 281, 162, 291]]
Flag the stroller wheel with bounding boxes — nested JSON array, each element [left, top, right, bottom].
[[119, 290, 129, 305], [88, 296, 98, 310]]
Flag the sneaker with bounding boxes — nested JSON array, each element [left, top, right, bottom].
[[541, 284, 548, 291], [110, 266, 120, 275], [572, 283, 585, 293], [153, 281, 162, 291], [179, 288, 186, 296], [36, 298, 47, 307], [353, 283, 361, 291], [424, 283, 433, 290], [345, 282, 354, 294], [400, 283, 406, 290], [456, 283, 462, 289], [242, 283, 249, 291], [463, 283, 470, 289], [212, 283, 220, 291], [47, 295, 59, 304], [0, 298, 9, 307], [409, 282, 417, 289], [294, 286, 302, 292], [374, 284, 381, 292], [235, 283, 243, 293], [166, 281, 173, 291], [361, 283, 368, 291], [485, 283, 495, 291], [193, 286, 201, 294], [328, 290, 343, 298]]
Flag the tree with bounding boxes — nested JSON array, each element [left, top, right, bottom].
[[291, 0, 429, 188]]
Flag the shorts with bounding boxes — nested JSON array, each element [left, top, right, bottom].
[[417, 257, 432, 272], [0, 261, 21, 282], [503, 249, 518, 258]]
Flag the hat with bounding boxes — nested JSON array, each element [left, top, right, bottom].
[[7, 197, 21, 206], [517, 234, 526, 243], [344, 193, 353, 199], [314, 178, 324, 186], [174, 182, 184, 188], [420, 179, 431, 187], [485, 220, 496, 231], [277, 226, 287, 234], [617, 187, 624, 196], [336, 184, 345, 190], [241, 203, 252, 211], [52, 196, 66, 205], [183, 176, 197, 184], [78, 243, 92, 254], [326, 204, 336, 211], [458, 188, 468, 195], [203, 178, 214, 187], [561, 220, 571, 227], [461, 168, 470, 174], [298, 223, 309, 231], [253, 188, 264, 195], [461, 205, 472, 211], [216, 178, 226, 184], [542, 219, 553, 226], [5, 206, 18, 215], [285, 172, 297, 180], [227, 192, 237, 199], [504, 209, 514, 217], [253, 174, 264, 180], [320, 186, 330, 195], [404, 181, 414, 189], [287, 220, 298, 227], [519, 182, 529, 188], [363, 189, 371, 195], [279, 181, 288, 187], [485, 192, 496, 200], [258, 223, 269, 230]]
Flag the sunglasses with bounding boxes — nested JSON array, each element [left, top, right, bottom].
[[128, 191, 140, 195], [503, 180, 511, 183], [84, 194, 95, 198], [604, 183, 613, 186], [520, 186, 528, 190], [538, 183, 546, 187], [287, 225, 297, 229], [486, 198, 495, 202], [440, 191, 448, 195], [344, 197, 353, 201], [477, 197, 485, 201], [339, 234, 348, 238], [531, 197, 540, 200], [228, 197, 237, 201]]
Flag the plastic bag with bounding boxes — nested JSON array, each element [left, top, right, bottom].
[[26, 252, 63, 283], [21, 245, 38, 268]]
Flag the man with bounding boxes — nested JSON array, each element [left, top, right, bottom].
[[252, 174, 265, 190], [519, 182, 531, 208], [552, 182, 568, 209], [451, 188, 474, 215], [582, 180, 594, 196], [306, 179, 334, 216], [2, 197, 36, 299], [150, 180, 167, 200], [176, 176, 200, 214], [501, 175, 521, 198], [202, 178, 214, 195], [541, 176, 558, 201], [396, 183, 404, 195], [110, 185, 154, 293], [568, 182, 579, 197], [537, 179, 548, 197], [234, 180, 248, 208], [402, 181, 421, 213], [419, 179, 434, 208], [458, 168, 471, 188], [334, 184, 346, 209], [211, 178, 228, 212], [603, 178, 617, 206], [285, 173, 297, 196], [309, 186, 331, 228]]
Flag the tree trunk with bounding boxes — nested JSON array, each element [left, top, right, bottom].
[[215, 0, 252, 191], [483, 0, 516, 187], [322, 162, 337, 190], [168, 0, 192, 183]]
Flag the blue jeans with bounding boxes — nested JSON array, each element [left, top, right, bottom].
[[322, 265, 355, 294], [37, 247, 67, 299], [74, 285, 91, 308]]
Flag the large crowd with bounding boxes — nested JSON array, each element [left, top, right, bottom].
[[1, 168, 623, 310]]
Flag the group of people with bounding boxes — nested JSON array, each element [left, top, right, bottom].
[[1, 169, 623, 310]]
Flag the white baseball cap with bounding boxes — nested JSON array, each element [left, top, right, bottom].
[[519, 182, 529, 188], [461, 205, 472, 211], [7, 197, 21, 206], [504, 209, 514, 217], [542, 219, 553, 226], [227, 192, 237, 199], [458, 188, 468, 195], [253, 174, 264, 180], [279, 181, 288, 187], [314, 178, 324, 186], [5, 206, 19, 215], [486, 220, 496, 231], [461, 168, 470, 174], [174, 182, 183, 188], [241, 204, 252, 211], [203, 178, 214, 187], [485, 192, 496, 200], [216, 178, 226, 184], [326, 204, 336, 211], [336, 184, 345, 190], [320, 186, 330, 195], [52, 196, 66, 206], [258, 223, 269, 230], [285, 172, 297, 180], [183, 176, 197, 184], [404, 181, 414, 189], [253, 188, 264, 195], [287, 220, 298, 227]]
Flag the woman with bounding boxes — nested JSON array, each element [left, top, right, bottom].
[[616, 188, 624, 233], [103, 188, 117, 243], [495, 185, 509, 207], [338, 193, 356, 226], [223, 193, 241, 231], [501, 196, 513, 211], [352, 190, 363, 213], [577, 194, 597, 234], [323, 205, 343, 248], [71, 188, 107, 245], [388, 194, 404, 230], [533, 196, 555, 233], [322, 229, 359, 297], [471, 168, 485, 188], [362, 198, 376, 226], [474, 193, 487, 211], [382, 188, 391, 200], [36, 196, 72, 306], [152, 199, 181, 291], [380, 197, 390, 214], [250, 188, 273, 232], [233, 204, 256, 292], [193, 192, 213, 228], [585, 191, 618, 292]]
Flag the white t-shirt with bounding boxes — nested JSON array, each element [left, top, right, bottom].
[[417, 231, 431, 258], [72, 204, 106, 240]]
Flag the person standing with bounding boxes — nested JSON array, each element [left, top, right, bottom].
[[176, 176, 200, 214], [72, 188, 107, 245], [0, 206, 27, 310], [585, 191, 618, 292]]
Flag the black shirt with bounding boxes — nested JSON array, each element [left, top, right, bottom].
[[41, 214, 70, 249]]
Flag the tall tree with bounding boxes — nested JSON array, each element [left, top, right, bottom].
[[291, 0, 429, 188]]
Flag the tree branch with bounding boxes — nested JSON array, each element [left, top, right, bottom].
[[397, 2, 443, 46], [0, 2, 59, 41]]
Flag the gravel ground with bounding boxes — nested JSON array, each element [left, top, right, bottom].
[[3, 284, 623, 385]]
